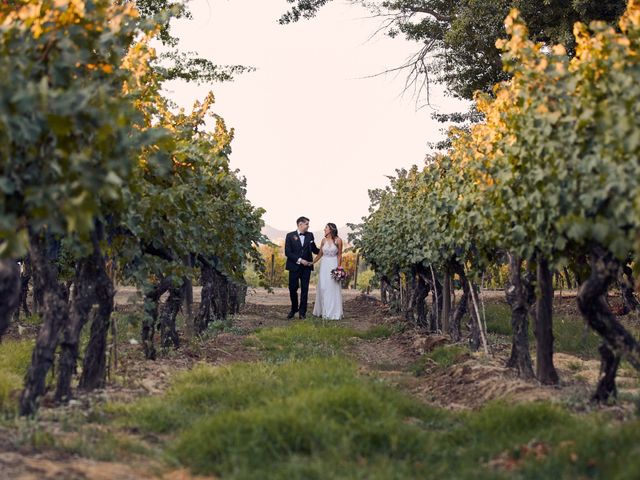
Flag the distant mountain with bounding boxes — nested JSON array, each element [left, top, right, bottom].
[[261, 225, 289, 242], [261, 224, 353, 244]]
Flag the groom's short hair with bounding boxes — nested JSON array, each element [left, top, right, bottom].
[[296, 216, 309, 225]]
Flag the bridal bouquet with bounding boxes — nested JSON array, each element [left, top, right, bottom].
[[330, 266, 347, 284]]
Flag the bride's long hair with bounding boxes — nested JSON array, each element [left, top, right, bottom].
[[326, 223, 339, 243]]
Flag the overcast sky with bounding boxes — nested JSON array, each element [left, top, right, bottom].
[[164, 0, 468, 231]]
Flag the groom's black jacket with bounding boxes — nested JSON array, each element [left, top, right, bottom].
[[285, 231, 320, 271]]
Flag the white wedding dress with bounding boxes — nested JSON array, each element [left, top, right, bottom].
[[313, 241, 343, 320]]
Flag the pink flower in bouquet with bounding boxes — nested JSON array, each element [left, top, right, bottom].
[[330, 266, 347, 283]]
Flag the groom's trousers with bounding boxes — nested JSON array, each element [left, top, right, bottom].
[[289, 267, 312, 316]]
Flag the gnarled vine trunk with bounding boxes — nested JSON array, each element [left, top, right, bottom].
[[428, 270, 443, 333], [229, 281, 247, 314], [55, 250, 99, 403], [441, 269, 452, 335], [577, 246, 640, 401], [505, 253, 534, 379], [159, 284, 183, 350], [13, 256, 31, 323], [78, 244, 114, 391], [0, 259, 21, 340], [380, 275, 390, 305], [211, 268, 230, 320], [404, 267, 417, 324], [20, 231, 70, 416], [592, 343, 620, 402], [195, 259, 214, 333], [195, 257, 245, 333], [618, 264, 639, 315], [32, 255, 45, 316], [387, 274, 401, 313], [182, 276, 194, 338], [142, 277, 171, 360], [450, 262, 469, 342], [468, 281, 481, 352], [414, 269, 429, 330], [450, 290, 468, 342], [535, 256, 559, 385]]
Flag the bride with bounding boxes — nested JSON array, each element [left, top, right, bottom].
[[312, 223, 344, 320]]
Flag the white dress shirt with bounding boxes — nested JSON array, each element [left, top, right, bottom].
[[297, 231, 306, 264]]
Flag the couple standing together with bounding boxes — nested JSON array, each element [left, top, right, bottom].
[[284, 216, 344, 320]]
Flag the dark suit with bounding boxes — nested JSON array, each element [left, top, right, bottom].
[[285, 231, 320, 317]]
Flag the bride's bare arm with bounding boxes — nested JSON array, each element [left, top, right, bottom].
[[337, 238, 343, 267], [313, 239, 325, 264]]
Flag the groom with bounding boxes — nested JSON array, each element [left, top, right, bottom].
[[285, 216, 320, 319]]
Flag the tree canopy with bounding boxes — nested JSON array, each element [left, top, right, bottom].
[[280, 0, 627, 101]]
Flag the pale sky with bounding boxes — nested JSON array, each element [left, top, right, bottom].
[[164, 0, 468, 231]]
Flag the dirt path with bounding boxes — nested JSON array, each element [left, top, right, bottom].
[[114, 286, 581, 307], [114, 286, 370, 307]]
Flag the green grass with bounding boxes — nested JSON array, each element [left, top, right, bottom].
[[59, 427, 152, 462], [21, 314, 43, 326], [111, 355, 640, 479], [169, 363, 445, 477], [109, 358, 368, 434], [484, 303, 602, 358], [484, 303, 513, 336], [247, 322, 361, 361], [411, 345, 469, 375], [427, 345, 469, 368], [246, 322, 402, 363], [110, 311, 143, 344], [110, 357, 448, 477], [0, 339, 34, 415]]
